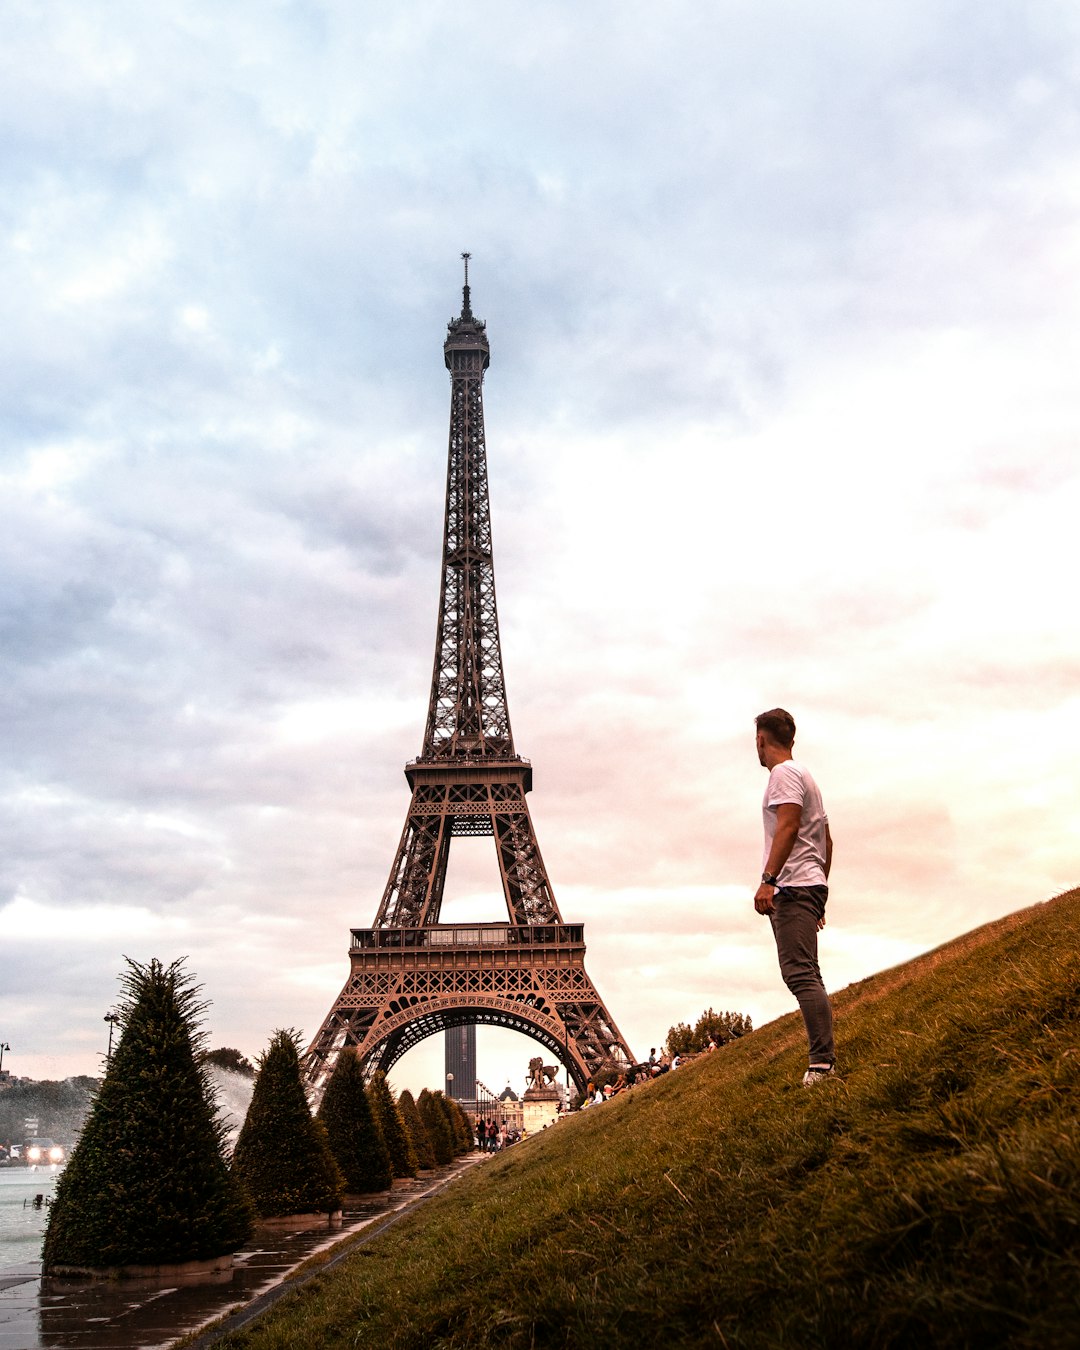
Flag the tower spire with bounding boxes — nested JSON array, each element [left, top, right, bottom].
[[461, 250, 472, 319]]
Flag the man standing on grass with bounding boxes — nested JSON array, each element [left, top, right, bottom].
[[753, 708, 836, 1086]]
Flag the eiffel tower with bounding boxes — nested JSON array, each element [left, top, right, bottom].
[[305, 258, 634, 1095]]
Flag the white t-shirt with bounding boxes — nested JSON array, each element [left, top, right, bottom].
[[762, 760, 829, 887]]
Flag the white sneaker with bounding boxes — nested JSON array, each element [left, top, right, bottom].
[[801, 1064, 836, 1087]]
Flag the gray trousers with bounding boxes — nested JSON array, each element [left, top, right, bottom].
[[769, 885, 835, 1067]]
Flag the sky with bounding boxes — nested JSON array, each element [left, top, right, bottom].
[[3, 0, 1079, 1102]]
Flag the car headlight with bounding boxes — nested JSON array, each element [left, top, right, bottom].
[[27, 1147, 42, 1162], [49, 1147, 64, 1163]]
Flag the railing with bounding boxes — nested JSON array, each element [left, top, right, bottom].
[[350, 923, 584, 951], [404, 754, 532, 768]]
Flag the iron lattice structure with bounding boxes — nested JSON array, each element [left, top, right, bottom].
[[306, 262, 634, 1095]]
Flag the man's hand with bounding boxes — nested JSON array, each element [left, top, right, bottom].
[[754, 883, 776, 916]]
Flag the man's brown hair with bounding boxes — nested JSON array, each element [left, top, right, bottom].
[[755, 708, 796, 748]]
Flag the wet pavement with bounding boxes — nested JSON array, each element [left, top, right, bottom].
[[0, 1155, 484, 1350]]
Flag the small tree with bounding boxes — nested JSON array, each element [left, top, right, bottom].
[[397, 1089, 435, 1169], [694, 1008, 753, 1047], [204, 1047, 256, 1078], [367, 1072, 417, 1179], [417, 1088, 454, 1164], [232, 1030, 343, 1218], [457, 1100, 476, 1149], [666, 1021, 695, 1057], [317, 1050, 392, 1194], [439, 1092, 472, 1154], [0, 1076, 97, 1151], [666, 1009, 754, 1057], [42, 957, 253, 1272]]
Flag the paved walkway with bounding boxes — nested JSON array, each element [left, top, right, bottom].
[[0, 1155, 484, 1350]]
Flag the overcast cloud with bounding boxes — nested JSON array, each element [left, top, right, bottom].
[[3, 1, 1079, 1096]]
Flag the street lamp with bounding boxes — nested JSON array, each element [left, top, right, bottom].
[[445, 1071, 454, 1100], [103, 1013, 120, 1066]]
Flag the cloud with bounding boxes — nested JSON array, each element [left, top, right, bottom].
[[1, 0, 1078, 1097]]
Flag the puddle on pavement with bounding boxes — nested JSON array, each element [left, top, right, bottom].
[[0, 1159, 480, 1350]]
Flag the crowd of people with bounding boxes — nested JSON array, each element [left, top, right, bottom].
[[475, 1118, 521, 1151], [473, 1040, 726, 1136], [577, 1038, 720, 1108]]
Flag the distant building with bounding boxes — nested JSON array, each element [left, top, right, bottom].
[[472, 1078, 524, 1132], [495, 1083, 523, 1133], [444, 1025, 477, 1114]]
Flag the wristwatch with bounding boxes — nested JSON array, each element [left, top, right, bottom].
[[761, 872, 780, 887]]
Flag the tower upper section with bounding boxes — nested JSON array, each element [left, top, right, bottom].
[[444, 257, 490, 373], [421, 260, 516, 762]]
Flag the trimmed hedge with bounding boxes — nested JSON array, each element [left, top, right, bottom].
[[232, 1030, 343, 1218], [417, 1088, 454, 1164], [397, 1090, 435, 1169], [367, 1072, 417, 1179], [318, 1049, 392, 1194], [42, 958, 253, 1271], [439, 1092, 472, 1154]]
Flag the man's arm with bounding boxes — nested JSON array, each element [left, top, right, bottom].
[[816, 821, 833, 930], [754, 802, 801, 915]]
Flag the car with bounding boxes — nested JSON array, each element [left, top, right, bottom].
[[24, 1138, 65, 1165]]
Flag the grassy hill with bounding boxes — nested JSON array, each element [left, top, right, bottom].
[[219, 888, 1080, 1349]]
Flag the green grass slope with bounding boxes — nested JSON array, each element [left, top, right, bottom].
[[221, 889, 1080, 1349]]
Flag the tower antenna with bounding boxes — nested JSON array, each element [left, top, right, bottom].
[[461, 251, 472, 318]]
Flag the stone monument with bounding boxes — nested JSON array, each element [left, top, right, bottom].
[[522, 1057, 561, 1133]]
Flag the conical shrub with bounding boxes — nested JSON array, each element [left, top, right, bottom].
[[367, 1072, 417, 1179], [443, 1094, 473, 1154], [42, 957, 254, 1272], [232, 1030, 343, 1218], [417, 1088, 455, 1164], [434, 1090, 467, 1155], [317, 1049, 392, 1194], [397, 1089, 435, 1169]]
